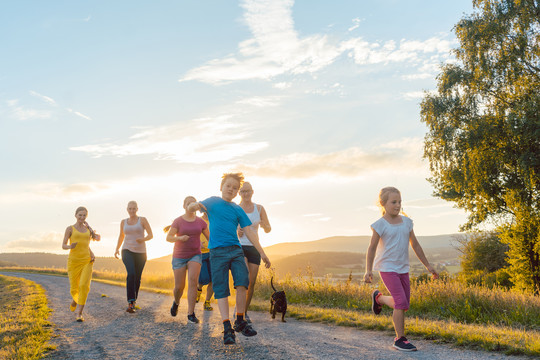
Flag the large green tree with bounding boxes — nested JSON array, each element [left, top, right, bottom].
[[420, 0, 540, 293]]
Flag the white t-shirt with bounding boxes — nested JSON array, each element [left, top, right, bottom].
[[371, 216, 413, 273], [238, 204, 261, 246]]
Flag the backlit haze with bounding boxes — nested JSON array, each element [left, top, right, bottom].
[[0, 0, 473, 260]]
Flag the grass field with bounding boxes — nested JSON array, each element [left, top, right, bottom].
[[2, 265, 539, 356], [0, 274, 54, 360]]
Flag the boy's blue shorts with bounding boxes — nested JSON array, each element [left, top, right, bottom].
[[198, 252, 212, 285], [210, 245, 249, 299]]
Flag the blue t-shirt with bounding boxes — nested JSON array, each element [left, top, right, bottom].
[[200, 196, 252, 249]]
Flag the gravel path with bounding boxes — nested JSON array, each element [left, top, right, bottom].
[[2, 272, 519, 360]]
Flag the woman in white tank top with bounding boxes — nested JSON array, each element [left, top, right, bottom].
[[238, 182, 271, 322], [114, 201, 153, 313]]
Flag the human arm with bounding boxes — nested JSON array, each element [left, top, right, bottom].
[[62, 226, 76, 250], [259, 205, 271, 233], [409, 230, 439, 279], [166, 226, 189, 243], [136, 217, 154, 243], [187, 201, 207, 213], [363, 229, 380, 283], [202, 227, 210, 241], [89, 248, 95, 263], [115, 220, 125, 258], [243, 226, 271, 268]]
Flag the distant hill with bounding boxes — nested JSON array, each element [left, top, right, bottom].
[[272, 251, 364, 278], [263, 234, 457, 259], [0, 252, 171, 274]]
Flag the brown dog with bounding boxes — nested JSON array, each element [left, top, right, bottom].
[[270, 277, 287, 322]]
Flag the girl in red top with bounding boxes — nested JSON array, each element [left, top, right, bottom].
[[166, 196, 209, 323]]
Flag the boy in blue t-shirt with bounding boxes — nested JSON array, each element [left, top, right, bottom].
[[188, 172, 271, 345]]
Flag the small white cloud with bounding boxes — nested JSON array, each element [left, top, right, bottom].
[[29, 91, 57, 106], [67, 108, 92, 121], [236, 96, 281, 107], [348, 18, 362, 32], [274, 82, 292, 89]]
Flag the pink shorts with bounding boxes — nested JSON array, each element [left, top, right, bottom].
[[379, 272, 410, 310]]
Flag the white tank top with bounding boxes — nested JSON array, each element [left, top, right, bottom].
[[122, 217, 146, 253], [239, 204, 261, 246]]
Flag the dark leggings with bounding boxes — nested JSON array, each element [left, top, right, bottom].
[[122, 249, 147, 303]]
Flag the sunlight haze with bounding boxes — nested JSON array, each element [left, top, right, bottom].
[[0, 0, 474, 260]]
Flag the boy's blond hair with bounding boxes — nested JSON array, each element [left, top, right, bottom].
[[221, 172, 244, 188]]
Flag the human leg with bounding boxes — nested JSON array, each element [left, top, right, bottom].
[[379, 272, 410, 339], [186, 259, 202, 316], [133, 251, 147, 301], [121, 249, 137, 303], [173, 266, 187, 304], [245, 262, 259, 314]]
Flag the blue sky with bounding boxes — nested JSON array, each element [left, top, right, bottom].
[[0, 0, 475, 259]]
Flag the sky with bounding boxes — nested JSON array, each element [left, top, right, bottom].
[[0, 0, 476, 260]]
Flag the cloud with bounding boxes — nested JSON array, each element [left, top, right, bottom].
[[180, 0, 454, 85], [235, 137, 425, 178], [348, 18, 363, 32], [30, 90, 57, 106], [5, 99, 53, 121], [4, 232, 63, 252], [66, 108, 92, 121], [70, 115, 268, 163], [236, 96, 281, 107]]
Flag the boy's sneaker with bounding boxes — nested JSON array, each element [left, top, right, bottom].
[[196, 288, 202, 303], [223, 328, 236, 345], [372, 290, 382, 315], [126, 302, 135, 313], [170, 301, 178, 317], [245, 313, 252, 324], [203, 300, 213, 311], [393, 336, 417, 352], [187, 313, 200, 323], [234, 319, 257, 337]]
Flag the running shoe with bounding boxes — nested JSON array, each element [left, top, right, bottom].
[[223, 328, 236, 345], [76, 315, 84, 322], [126, 303, 136, 313], [203, 300, 213, 311], [187, 313, 200, 323], [170, 301, 178, 317], [372, 290, 382, 315], [196, 288, 202, 303], [245, 313, 252, 323], [234, 319, 257, 337], [393, 336, 417, 351]]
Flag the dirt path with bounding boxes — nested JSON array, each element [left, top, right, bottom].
[[2, 272, 521, 360]]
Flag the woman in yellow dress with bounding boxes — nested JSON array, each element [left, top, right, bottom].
[[62, 206, 100, 322]]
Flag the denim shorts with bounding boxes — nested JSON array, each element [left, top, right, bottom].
[[210, 246, 249, 299], [198, 252, 212, 285], [242, 245, 261, 265], [172, 253, 202, 270]]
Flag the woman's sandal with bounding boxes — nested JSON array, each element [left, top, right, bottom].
[[70, 301, 77, 312]]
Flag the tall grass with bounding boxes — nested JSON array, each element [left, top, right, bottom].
[[254, 268, 540, 331], [0, 274, 54, 359]]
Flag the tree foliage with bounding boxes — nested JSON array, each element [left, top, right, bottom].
[[421, 0, 540, 293]]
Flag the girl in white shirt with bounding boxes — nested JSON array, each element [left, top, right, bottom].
[[364, 187, 438, 352]]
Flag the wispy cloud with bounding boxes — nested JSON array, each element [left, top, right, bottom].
[[30, 90, 57, 106], [348, 18, 363, 32], [4, 232, 63, 252], [70, 115, 268, 163], [236, 96, 281, 107], [235, 137, 425, 178], [180, 0, 453, 85]]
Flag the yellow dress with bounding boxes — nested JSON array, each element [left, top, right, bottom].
[[67, 226, 93, 305]]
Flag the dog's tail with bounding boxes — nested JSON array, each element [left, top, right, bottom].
[[270, 276, 277, 292]]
